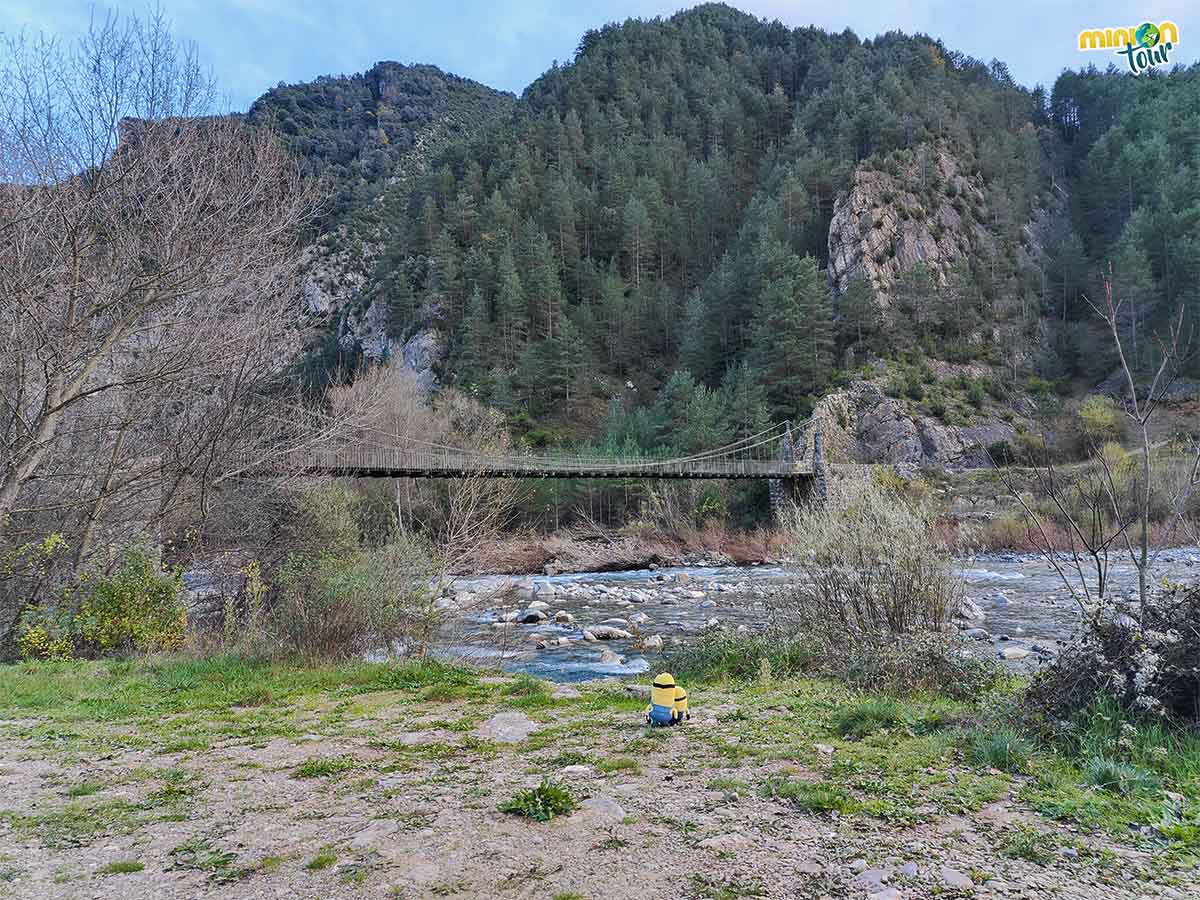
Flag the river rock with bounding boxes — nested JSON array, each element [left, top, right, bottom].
[[584, 626, 632, 641], [527, 599, 550, 610], [698, 832, 753, 853], [643, 635, 664, 652], [475, 711, 539, 744], [575, 796, 625, 825], [962, 627, 990, 641], [554, 610, 574, 624], [600, 618, 628, 627], [598, 649, 623, 665], [677, 573, 692, 584], [629, 612, 649, 625], [998, 646, 1030, 661], [533, 583, 556, 598], [939, 866, 973, 890], [519, 609, 548, 624]]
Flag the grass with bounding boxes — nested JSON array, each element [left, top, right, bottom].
[[169, 836, 247, 883], [292, 756, 360, 779], [305, 849, 337, 871], [1081, 757, 1161, 795], [498, 778, 576, 822], [97, 860, 144, 875], [667, 630, 814, 682], [832, 698, 906, 738], [757, 776, 855, 814], [1003, 824, 1054, 864], [966, 727, 1034, 774], [596, 756, 641, 775]]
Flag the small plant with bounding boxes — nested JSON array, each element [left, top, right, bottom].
[[757, 777, 853, 813], [97, 860, 144, 875], [1081, 757, 1160, 795], [292, 756, 359, 779], [169, 837, 247, 883], [1003, 824, 1053, 864], [498, 778, 576, 822], [596, 756, 640, 775], [305, 850, 338, 871], [967, 727, 1034, 774]]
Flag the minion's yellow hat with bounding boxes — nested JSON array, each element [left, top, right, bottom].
[[653, 672, 676, 688]]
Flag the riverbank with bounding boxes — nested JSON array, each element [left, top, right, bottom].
[[0, 656, 1195, 899]]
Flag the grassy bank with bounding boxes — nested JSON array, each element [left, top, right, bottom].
[[0, 654, 1196, 898]]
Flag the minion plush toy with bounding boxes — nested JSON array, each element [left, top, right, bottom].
[[646, 672, 679, 726], [672, 683, 689, 723]]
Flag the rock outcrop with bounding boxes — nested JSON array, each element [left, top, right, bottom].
[[828, 145, 990, 302], [813, 376, 1015, 470]]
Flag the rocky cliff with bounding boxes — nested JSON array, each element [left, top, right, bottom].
[[813, 368, 1016, 470], [827, 144, 992, 302]]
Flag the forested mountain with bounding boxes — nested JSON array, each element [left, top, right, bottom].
[[247, 61, 513, 229], [276, 3, 1200, 455]]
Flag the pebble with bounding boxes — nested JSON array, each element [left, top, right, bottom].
[[998, 647, 1031, 661], [939, 866, 973, 889], [474, 711, 540, 744]]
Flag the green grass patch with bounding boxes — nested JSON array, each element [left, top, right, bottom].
[[65, 780, 104, 798], [169, 836, 249, 883], [757, 776, 854, 813], [305, 850, 337, 871], [292, 756, 360, 779], [832, 698, 906, 739], [596, 756, 641, 775], [498, 778, 576, 822], [97, 860, 144, 875], [1003, 824, 1054, 864], [966, 727, 1034, 774]]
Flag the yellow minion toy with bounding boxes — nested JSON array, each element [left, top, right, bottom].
[[646, 672, 679, 726], [672, 684, 689, 723]]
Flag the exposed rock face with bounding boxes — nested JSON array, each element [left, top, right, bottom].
[[813, 377, 1014, 470], [828, 145, 990, 302]]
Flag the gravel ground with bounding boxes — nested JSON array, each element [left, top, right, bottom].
[[0, 676, 1195, 900]]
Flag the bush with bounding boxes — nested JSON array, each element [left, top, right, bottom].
[[18, 544, 184, 660], [840, 632, 998, 699], [833, 698, 905, 738], [1075, 395, 1126, 451], [1028, 585, 1200, 725], [273, 534, 439, 661], [778, 475, 962, 639]]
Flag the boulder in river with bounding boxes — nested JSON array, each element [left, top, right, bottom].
[[583, 626, 632, 641], [519, 609, 548, 624], [598, 649, 623, 665], [643, 635, 664, 651]]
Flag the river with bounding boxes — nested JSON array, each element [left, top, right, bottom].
[[439, 548, 1200, 682]]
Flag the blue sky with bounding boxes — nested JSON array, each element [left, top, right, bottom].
[[2, 1, 1196, 109]]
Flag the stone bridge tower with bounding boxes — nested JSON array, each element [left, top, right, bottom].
[[769, 421, 827, 519]]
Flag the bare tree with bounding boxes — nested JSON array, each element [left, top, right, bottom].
[[325, 360, 519, 567], [0, 10, 322, 563], [991, 264, 1199, 614]]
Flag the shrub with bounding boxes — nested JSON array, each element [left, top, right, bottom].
[[18, 544, 184, 660], [778, 475, 962, 639], [499, 779, 576, 822], [273, 534, 439, 661], [1028, 585, 1200, 725], [1076, 395, 1126, 450], [840, 633, 998, 699]]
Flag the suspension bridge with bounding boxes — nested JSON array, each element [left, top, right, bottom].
[[234, 420, 827, 504]]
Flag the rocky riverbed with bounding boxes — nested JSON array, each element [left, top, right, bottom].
[[439, 548, 1200, 681]]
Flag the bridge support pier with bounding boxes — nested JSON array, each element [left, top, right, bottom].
[[768, 422, 826, 522]]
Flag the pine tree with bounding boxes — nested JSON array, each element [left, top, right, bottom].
[[721, 363, 771, 440], [494, 244, 527, 369]]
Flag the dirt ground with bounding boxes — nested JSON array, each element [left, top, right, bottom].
[[0, 670, 1196, 900]]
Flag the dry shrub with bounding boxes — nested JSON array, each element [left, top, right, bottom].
[[776, 474, 963, 639], [1029, 586, 1200, 726], [840, 632, 998, 699]]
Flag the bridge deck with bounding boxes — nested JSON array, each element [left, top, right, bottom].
[[246, 450, 814, 480]]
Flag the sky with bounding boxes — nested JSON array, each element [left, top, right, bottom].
[[2, 1, 1197, 109]]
